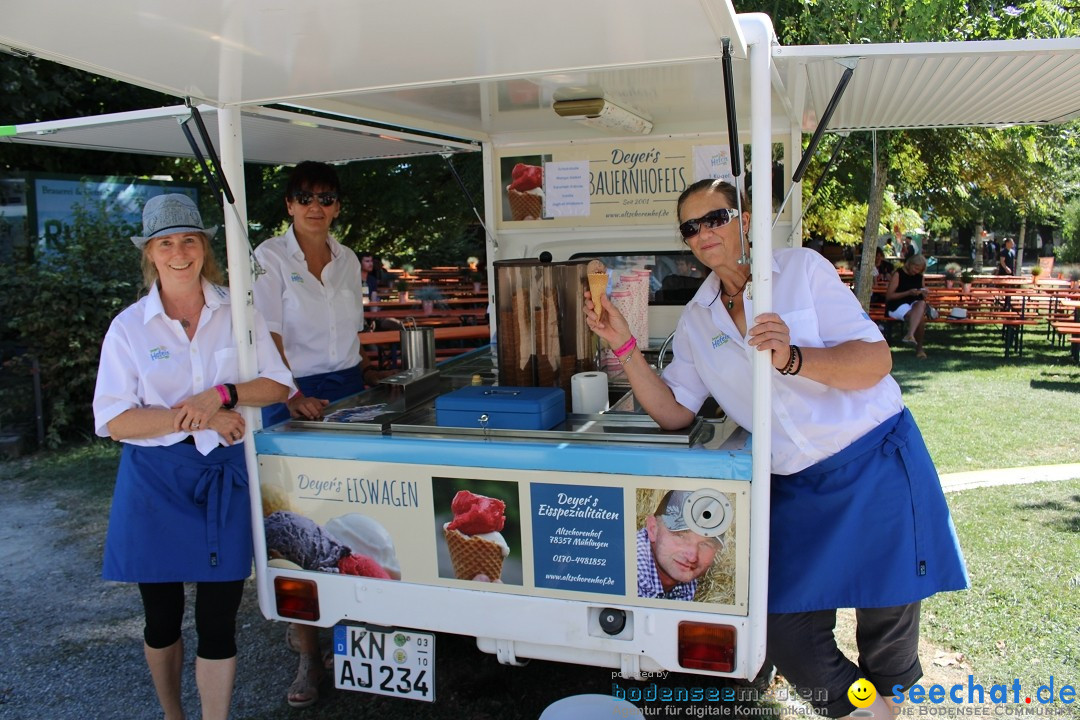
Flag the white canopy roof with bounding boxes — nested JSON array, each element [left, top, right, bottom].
[[2, 0, 1077, 157], [1, 104, 475, 165], [777, 39, 1080, 133]]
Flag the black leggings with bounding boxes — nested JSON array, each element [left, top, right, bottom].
[[138, 581, 245, 660]]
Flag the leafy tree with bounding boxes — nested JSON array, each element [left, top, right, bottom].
[[742, 0, 1080, 305], [244, 152, 485, 271], [0, 54, 179, 176], [1060, 197, 1080, 263], [0, 193, 143, 446]]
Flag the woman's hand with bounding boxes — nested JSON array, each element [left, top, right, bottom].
[[747, 313, 792, 371], [172, 387, 223, 432], [584, 291, 633, 348], [207, 409, 246, 445], [288, 394, 329, 420]]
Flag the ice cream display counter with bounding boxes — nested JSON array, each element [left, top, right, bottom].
[[254, 347, 755, 696]]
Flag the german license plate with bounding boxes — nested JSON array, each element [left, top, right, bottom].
[[332, 625, 435, 702]]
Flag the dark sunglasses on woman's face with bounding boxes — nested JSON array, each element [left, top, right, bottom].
[[678, 208, 739, 240], [291, 191, 338, 207]]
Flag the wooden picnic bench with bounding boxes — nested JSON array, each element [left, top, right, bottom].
[[870, 298, 1037, 357], [359, 324, 491, 369]]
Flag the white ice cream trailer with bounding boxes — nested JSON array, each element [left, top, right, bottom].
[[4, 0, 1078, 702]]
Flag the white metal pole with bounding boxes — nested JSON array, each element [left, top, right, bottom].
[[739, 11, 775, 680], [481, 141, 498, 343], [216, 106, 273, 619]]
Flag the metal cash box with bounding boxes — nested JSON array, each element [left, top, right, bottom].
[[435, 386, 566, 431]]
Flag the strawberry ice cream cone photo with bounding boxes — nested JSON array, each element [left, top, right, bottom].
[[502, 155, 549, 222], [434, 478, 523, 585]]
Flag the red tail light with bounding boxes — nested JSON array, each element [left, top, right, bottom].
[[678, 621, 736, 672], [274, 576, 320, 621]]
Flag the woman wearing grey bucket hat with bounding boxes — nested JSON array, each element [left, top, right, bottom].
[[93, 193, 295, 720]]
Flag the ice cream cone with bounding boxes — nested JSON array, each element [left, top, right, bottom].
[[508, 188, 543, 221], [444, 527, 505, 581], [588, 273, 608, 322]]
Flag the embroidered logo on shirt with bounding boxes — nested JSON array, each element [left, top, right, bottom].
[[711, 333, 730, 349], [149, 346, 170, 361], [290, 272, 304, 284]]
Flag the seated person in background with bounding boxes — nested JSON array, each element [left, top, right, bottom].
[[885, 254, 931, 359]]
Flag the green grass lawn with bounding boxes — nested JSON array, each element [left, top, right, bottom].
[[890, 323, 1080, 473], [922, 479, 1080, 706]]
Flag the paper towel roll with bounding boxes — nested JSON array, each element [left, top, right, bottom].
[[571, 372, 609, 414]]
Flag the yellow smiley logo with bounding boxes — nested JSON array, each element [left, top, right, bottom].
[[848, 678, 877, 709]]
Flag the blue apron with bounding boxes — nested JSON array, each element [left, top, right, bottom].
[[103, 441, 251, 583], [768, 408, 969, 613], [261, 363, 364, 427]]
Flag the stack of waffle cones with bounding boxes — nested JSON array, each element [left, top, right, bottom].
[[508, 188, 543, 221], [444, 527, 504, 580]]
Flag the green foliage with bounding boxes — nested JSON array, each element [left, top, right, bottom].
[[1059, 197, 1080, 263], [0, 54, 178, 175], [246, 153, 485, 270], [0, 194, 142, 446]]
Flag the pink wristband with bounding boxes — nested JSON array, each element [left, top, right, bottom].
[[613, 336, 637, 357], [214, 384, 230, 405]]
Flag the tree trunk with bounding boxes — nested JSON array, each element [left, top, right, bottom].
[[856, 133, 890, 310]]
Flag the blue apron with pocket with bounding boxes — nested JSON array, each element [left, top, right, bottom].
[[768, 408, 969, 613], [103, 441, 251, 583]]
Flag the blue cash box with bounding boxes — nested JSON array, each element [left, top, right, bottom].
[[435, 386, 566, 431]]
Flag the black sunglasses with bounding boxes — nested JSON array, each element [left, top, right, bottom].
[[291, 191, 338, 207], [678, 208, 739, 240]]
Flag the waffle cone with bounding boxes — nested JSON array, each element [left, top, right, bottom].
[[507, 188, 543, 221], [588, 273, 608, 322], [444, 527, 504, 581]]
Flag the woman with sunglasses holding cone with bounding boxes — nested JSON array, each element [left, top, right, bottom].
[[253, 161, 385, 707], [585, 179, 967, 719]]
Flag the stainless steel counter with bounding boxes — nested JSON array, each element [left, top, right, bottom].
[[284, 347, 742, 450]]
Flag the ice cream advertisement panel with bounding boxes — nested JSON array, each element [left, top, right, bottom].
[[497, 139, 733, 229], [258, 455, 749, 614]]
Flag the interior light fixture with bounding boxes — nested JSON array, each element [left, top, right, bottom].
[[552, 98, 653, 135]]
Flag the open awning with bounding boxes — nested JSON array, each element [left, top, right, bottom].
[[776, 38, 1080, 133], [0, 104, 476, 165]]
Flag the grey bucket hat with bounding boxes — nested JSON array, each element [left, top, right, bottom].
[[131, 194, 217, 249]]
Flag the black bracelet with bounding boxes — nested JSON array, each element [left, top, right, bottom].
[[790, 345, 803, 376], [223, 383, 238, 409], [779, 344, 800, 375]]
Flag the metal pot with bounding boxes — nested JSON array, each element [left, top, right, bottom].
[[400, 320, 436, 371]]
